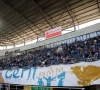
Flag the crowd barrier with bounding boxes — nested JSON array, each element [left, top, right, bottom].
[[0, 84, 85, 90]]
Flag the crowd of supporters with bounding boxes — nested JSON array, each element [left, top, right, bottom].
[[0, 35, 100, 70]]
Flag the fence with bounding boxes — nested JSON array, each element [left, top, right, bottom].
[[0, 84, 85, 90]]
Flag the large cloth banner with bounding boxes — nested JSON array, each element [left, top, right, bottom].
[[0, 61, 100, 87]]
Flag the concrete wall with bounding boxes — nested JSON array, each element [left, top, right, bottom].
[[0, 23, 100, 56]]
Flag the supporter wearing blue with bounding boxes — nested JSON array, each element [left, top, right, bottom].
[[0, 35, 100, 70]]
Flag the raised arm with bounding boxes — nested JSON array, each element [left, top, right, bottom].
[[43, 77, 47, 80], [52, 76, 56, 80]]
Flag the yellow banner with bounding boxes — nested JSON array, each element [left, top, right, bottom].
[[24, 85, 31, 90]]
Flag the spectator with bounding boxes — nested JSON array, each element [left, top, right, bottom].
[[0, 35, 100, 70]]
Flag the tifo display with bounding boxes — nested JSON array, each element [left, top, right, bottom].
[[0, 30, 100, 87], [0, 61, 100, 86]]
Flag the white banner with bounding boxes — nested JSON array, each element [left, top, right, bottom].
[[0, 61, 100, 86]]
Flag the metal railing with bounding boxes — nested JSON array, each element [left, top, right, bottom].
[[0, 84, 85, 90]]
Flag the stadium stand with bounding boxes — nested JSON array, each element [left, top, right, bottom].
[[0, 24, 99, 90], [0, 0, 100, 90], [0, 30, 100, 70]]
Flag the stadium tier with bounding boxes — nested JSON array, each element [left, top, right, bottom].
[[0, 24, 99, 89], [0, 31, 100, 69], [0, 0, 100, 90]]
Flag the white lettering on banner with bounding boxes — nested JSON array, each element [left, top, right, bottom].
[[45, 26, 62, 39], [47, 27, 61, 35], [1, 61, 100, 86]]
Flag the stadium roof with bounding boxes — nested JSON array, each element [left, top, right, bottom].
[[0, 0, 100, 46]]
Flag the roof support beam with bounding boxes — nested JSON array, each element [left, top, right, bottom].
[[0, 0, 48, 18], [2, 17, 34, 41], [0, 0, 26, 17], [96, 0, 100, 13], [0, 36, 14, 46], [0, 18, 38, 42], [0, 18, 25, 42], [0, 36, 6, 46], [0, 31, 15, 46], [31, 0, 55, 29], [31, 0, 57, 26], [63, 0, 77, 31], [3, 36, 15, 46], [1, 0, 43, 38]]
